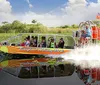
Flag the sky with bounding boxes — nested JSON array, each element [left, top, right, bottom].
[[0, 0, 100, 27]]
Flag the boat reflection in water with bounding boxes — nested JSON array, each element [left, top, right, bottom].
[[3, 64, 75, 79], [0, 52, 75, 79], [76, 65, 100, 85], [1, 53, 100, 85]]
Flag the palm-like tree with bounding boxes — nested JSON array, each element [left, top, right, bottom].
[[32, 20, 37, 24]]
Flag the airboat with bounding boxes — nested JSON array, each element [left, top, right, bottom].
[[0, 20, 100, 79], [0, 33, 75, 78]]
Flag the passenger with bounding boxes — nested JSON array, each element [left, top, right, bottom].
[[79, 30, 86, 45], [30, 36, 34, 47], [30, 36, 37, 47], [38, 36, 46, 47], [24, 37, 30, 47], [85, 26, 91, 38], [20, 42, 25, 46], [57, 38, 64, 48], [27, 35, 30, 40], [34, 36, 38, 47], [85, 26, 91, 44], [49, 38, 56, 48]]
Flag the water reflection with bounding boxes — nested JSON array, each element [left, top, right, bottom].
[[76, 66, 100, 85], [2, 64, 75, 79]]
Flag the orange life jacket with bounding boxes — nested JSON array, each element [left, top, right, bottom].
[[91, 26, 98, 39]]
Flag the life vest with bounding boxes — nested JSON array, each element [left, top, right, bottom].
[[91, 26, 98, 39], [96, 15, 100, 19], [91, 68, 97, 80], [97, 68, 100, 81], [50, 42, 55, 48], [98, 28, 100, 40]]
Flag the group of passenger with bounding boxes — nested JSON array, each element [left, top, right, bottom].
[[20, 36, 65, 48], [76, 26, 91, 46], [20, 36, 37, 47]]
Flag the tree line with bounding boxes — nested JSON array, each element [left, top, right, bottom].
[[0, 20, 48, 33], [0, 20, 100, 33]]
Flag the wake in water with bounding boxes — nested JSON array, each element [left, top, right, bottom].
[[61, 44, 100, 68], [49, 44, 100, 68]]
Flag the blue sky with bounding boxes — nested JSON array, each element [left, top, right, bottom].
[[9, 0, 67, 13], [0, 0, 99, 27], [8, 0, 98, 14]]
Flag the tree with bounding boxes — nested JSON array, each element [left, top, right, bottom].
[[29, 23, 47, 33], [63, 25, 71, 28], [32, 19, 37, 24], [11, 20, 26, 33], [71, 24, 78, 28], [1, 23, 11, 33], [2, 21, 8, 24], [58, 25, 71, 28]]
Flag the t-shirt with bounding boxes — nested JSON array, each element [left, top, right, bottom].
[[41, 42, 46, 47], [58, 41, 64, 48], [85, 28, 91, 36], [21, 42, 25, 46], [25, 40, 30, 46]]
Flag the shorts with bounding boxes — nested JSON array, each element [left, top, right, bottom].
[[86, 34, 91, 37], [81, 34, 86, 38]]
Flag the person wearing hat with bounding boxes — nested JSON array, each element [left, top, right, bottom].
[[57, 38, 65, 48]]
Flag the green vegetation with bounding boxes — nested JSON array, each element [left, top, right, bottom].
[[0, 19, 79, 34], [0, 19, 100, 42], [0, 33, 17, 42], [0, 20, 100, 34]]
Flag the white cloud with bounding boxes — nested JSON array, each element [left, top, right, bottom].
[[29, 4, 33, 8], [0, 0, 100, 27], [0, 0, 12, 13], [0, 0, 15, 23], [60, 0, 100, 25], [97, 0, 100, 3], [26, 0, 33, 8], [18, 0, 100, 27]]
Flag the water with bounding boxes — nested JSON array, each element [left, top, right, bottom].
[[50, 44, 100, 69], [1, 44, 100, 85], [61, 44, 100, 68], [0, 70, 85, 85]]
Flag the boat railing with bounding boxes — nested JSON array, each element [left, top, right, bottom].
[[73, 20, 98, 47], [1, 33, 75, 49]]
